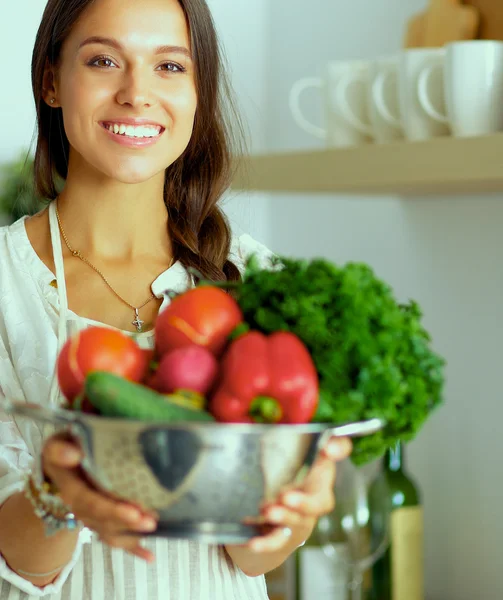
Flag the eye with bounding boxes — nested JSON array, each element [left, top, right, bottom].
[[88, 55, 118, 69], [157, 62, 186, 74]]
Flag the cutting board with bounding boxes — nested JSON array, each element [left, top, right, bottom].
[[423, 0, 480, 45], [404, 0, 480, 48], [465, 0, 503, 40], [404, 12, 427, 48]]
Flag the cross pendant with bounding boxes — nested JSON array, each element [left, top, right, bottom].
[[132, 309, 144, 333]]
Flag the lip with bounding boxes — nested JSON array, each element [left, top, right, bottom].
[[99, 121, 165, 148]]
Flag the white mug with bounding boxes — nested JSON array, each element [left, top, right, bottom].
[[289, 60, 374, 148], [418, 40, 503, 137], [398, 48, 451, 141], [368, 55, 404, 144]]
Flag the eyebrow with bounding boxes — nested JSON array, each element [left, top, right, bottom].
[[78, 36, 192, 59]]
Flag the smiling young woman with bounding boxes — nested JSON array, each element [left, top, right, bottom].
[[0, 0, 351, 599]]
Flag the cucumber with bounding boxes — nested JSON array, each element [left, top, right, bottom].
[[85, 372, 215, 422]]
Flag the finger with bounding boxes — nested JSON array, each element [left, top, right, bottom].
[[84, 510, 158, 537], [49, 467, 157, 533], [304, 456, 337, 495], [130, 545, 156, 563], [43, 438, 82, 470], [321, 436, 352, 462], [263, 505, 304, 529], [294, 456, 336, 497], [280, 457, 336, 516], [280, 489, 335, 517], [298, 437, 351, 498], [97, 533, 155, 563], [248, 526, 293, 553]]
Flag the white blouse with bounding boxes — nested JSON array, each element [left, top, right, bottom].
[[0, 202, 273, 600]]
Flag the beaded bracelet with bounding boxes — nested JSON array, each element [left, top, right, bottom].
[[23, 473, 81, 537]]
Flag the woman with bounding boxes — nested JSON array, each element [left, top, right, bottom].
[[0, 0, 351, 598]]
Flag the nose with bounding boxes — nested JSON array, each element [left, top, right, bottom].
[[116, 67, 155, 109]]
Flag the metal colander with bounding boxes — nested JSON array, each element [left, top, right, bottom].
[[1, 398, 384, 544]]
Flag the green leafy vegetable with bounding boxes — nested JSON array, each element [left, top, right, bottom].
[[235, 255, 445, 465], [0, 152, 43, 222]]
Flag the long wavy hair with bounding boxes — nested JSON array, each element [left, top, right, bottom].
[[31, 0, 244, 281]]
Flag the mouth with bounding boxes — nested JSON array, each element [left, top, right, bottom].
[[100, 121, 166, 140]]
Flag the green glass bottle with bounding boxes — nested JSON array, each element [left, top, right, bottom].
[[368, 442, 423, 600], [294, 512, 350, 600]]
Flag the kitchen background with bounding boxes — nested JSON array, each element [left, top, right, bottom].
[[1, 1, 501, 599]]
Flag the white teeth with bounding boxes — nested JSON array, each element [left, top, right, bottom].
[[104, 123, 162, 138]]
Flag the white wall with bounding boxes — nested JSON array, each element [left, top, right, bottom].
[[0, 1, 46, 161], [206, 0, 272, 243], [263, 1, 502, 599]]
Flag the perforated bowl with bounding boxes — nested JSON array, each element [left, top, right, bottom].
[[2, 398, 384, 543]]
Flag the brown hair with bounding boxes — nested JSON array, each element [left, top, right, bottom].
[[31, 0, 244, 282]]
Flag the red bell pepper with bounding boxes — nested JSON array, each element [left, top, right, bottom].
[[210, 330, 319, 424]]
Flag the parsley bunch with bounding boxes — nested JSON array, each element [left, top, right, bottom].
[[236, 255, 445, 465]]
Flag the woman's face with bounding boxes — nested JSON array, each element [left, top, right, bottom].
[[48, 0, 197, 184]]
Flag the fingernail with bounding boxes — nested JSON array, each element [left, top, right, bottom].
[[327, 438, 351, 460], [136, 544, 155, 563], [267, 508, 284, 523], [62, 447, 81, 463], [283, 493, 303, 508], [119, 506, 142, 523], [140, 518, 157, 532]]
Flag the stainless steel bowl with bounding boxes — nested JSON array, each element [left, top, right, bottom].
[[2, 398, 384, 544]]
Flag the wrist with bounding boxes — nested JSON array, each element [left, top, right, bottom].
[[24, 473, 82, 537]]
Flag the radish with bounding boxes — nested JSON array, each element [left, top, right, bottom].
[[154, 345, 219, 395]]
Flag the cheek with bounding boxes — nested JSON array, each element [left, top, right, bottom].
[[170, 85, 198, 129], [59, 76, 109, 144]]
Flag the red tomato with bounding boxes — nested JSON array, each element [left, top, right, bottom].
[[155, 286, 243, 357], [57, 327, 149, 404]]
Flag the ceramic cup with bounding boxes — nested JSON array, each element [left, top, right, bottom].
[[418, 40, 503, 137], [289, 60, 374, 148], [367, 55, 404, 144], [398, 47, 451, 141]]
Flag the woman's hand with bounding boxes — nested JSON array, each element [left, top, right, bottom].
[[248, 436, 352, 553], [42, 434, 158, 562]]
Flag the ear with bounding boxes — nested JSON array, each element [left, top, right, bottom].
[[42, 58, 60, 108]]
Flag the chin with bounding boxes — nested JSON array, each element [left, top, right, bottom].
[[111, 168, 159, 185], [100, 157, 170, 185]]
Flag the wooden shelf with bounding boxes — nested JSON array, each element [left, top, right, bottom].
[[231, 133, 503, 195]]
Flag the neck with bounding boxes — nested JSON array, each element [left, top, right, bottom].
[[385, 442, 404, 472], [55, 158, 172, 263]]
